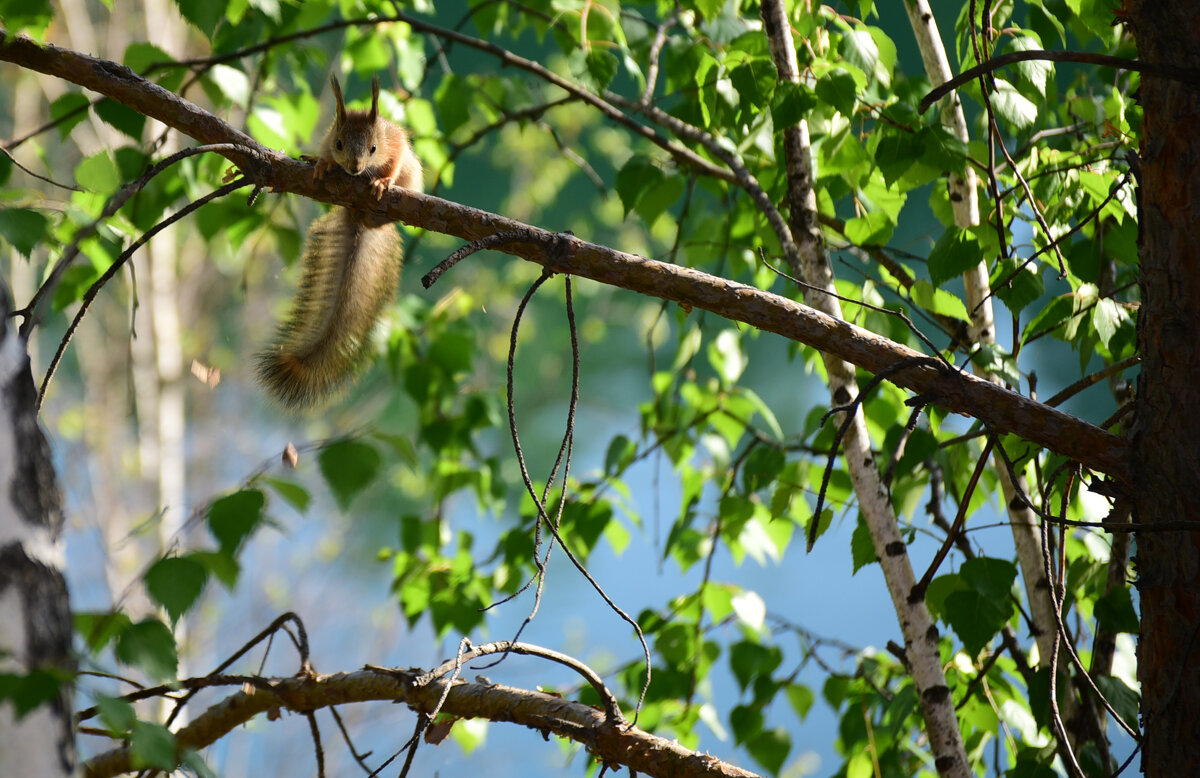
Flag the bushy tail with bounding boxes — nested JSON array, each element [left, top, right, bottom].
[[256, 208, 402, 410]]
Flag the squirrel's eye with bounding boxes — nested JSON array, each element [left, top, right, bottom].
[[370, 145, 377, 155], [336, 139, 343, 151]]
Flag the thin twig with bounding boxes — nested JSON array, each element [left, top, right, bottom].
[[0, 145, 82, 190], [920, 49, 1200, 112], [18, 143, 262, 336], [36, 177, 249, 410]]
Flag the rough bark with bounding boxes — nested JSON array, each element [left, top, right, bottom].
[[82, 667, 759, 778], [1127, 2, 1200, 774]]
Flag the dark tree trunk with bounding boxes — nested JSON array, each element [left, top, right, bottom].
[[1129, 2, 1200, 774]]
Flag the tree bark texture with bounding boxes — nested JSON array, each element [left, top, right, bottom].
[[1128, 1, 1200, 774], [0, 284, 75, 777]]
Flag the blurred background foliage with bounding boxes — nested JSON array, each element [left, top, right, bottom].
[[0, 0, 1140, 775]]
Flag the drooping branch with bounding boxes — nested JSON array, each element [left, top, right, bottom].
[[82, 665, 759, 778], [0, 29, 1131, 484]]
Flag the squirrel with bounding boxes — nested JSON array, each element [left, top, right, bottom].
[[256, 74, 422, 410]]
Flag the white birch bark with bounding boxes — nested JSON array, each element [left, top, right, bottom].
[[760, 3, 970, 775], [0, 288, 76, 777], [900, 3, 1075, 732]]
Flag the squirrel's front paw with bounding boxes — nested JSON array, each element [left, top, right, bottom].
[[370, 178, 390, 200], [313, 158, 335, 182]]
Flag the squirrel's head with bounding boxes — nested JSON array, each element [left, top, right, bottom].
[[327, 74, 384, 175]]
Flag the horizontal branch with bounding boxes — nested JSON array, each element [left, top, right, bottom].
[[83, 667, 759, 778], [0, 29, 1132, 484], [919, 48, 1200, 112]]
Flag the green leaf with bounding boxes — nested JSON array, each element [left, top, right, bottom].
[[188, 550, 240, 589], [730, 589, 766, 632], [708, 329, 748, 384], [1022, 295, 1075, 343], [130, 720, 178, 770], [990, 257, 1044, 316], [730, 703, 763, 744], [1095, 676, 1139, 731], [785, 683, 814, 721], [429, 328, 475, 375], [435, 74, 472, 137], [123, 42, 173, 73], [0, 0, 54, 36], [1092, 297, 1125, 349], [95, 99, 147, 141], [771, 81, 816, 129], [144, 557, 208, 625], [927, 228, 981, 287], [75, 151, 121, 192], [990, 79, 1038, 130], [741, 445, 784, 493], [615, 156, 662, 218], [730, 59, 777, 116], [615, 156, 682, 226], [204, 64, 251, 109], [115, 619, 178, 681], [604, 435, 637, 476], [815, 71, 859, 118], [206, 489, 266, 553], [75, 611, 132, 653], [569, 48, 618, 91], [746, 727, 790, 775], [911, 280, 970, 322], [319, 440, 382, 511], [264, 477, 311, 513], [945, 588, 1010, 656], [847, 750, 874, 778], [96, 696, 136, 735], [692, 0, 723, 22], [0, 670, 66, 717], [850, 515, 877, 573], [0, 208, 50, 258], [174, 0, 223, 38], [919, 125, 969, 175], [875, 130, 921, 187], [729, 623, 778, 676], [49, 93, 91, 138], [1008, 36, 1051, 97], [961, 556, 1018, 601], [843, 210, 893, 245], [944, 557, 1017, 655], [925, 573, 966, 623], [1094, 587, 1139, 634], [52, 264, 101, 311], [841, 29, 881, 86]]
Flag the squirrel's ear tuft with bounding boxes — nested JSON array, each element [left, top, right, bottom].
[[330, 74, 347, 123], [369, 75, 380, 122]]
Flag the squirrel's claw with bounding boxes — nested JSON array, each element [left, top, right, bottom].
[[313, 158, 335, 182]]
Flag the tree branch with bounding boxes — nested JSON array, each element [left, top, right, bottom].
[[919, 48, 1200, 113], [82, 667, 759, 778], [0, 28, 1131, 484]]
